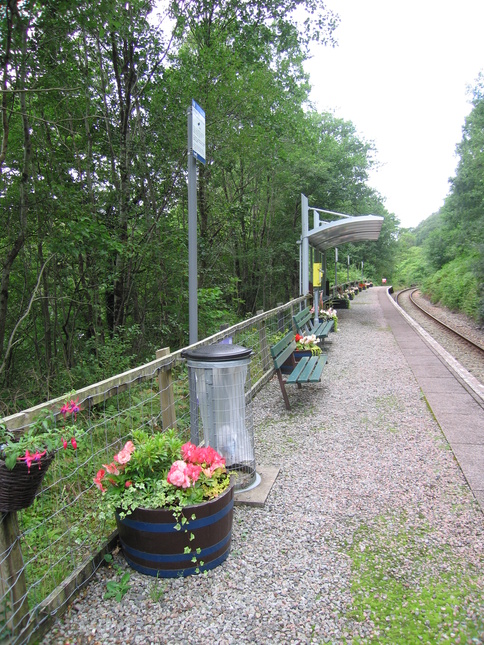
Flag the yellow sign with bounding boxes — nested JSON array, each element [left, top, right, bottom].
[[313, 263, 322, 287]]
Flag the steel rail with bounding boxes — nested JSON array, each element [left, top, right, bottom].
[[396, 287, 484, 355]]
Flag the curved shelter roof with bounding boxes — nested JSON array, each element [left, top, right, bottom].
[[307, 214, 384, 252]]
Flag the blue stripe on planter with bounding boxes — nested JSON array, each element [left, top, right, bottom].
[[117, 498, 234, 532], [120, 531, 231, 564], [123, 548, 231, 578]]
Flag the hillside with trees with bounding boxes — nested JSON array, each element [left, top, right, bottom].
[[393, 74, 484, 325], [1, 0, 398, 413]]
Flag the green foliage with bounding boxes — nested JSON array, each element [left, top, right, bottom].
[[0, 0, 392, 410], [392, 246, 429, 289], [347, 512, 484, 644], [197, 287, 238, 339], [0, 408, 79, 470], [423, 254, 480, 319], [148, 573, 166, 603], [103, 554, 131, 602]]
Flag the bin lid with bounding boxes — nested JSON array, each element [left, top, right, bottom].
[[181, 343, 252, 362]]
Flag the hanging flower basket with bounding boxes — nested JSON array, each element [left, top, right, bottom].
[[0, 452, 55, 512]]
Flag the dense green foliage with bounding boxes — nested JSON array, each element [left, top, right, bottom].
[[393, 74, 484, 324], [1, 0, 395, 412]]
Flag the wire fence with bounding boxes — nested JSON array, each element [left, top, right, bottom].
[[0, 296, 307, 644]]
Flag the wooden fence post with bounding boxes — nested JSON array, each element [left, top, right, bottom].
[[156, 348, 177, 431], [276, 303, 285, 333], [0, 512, 30, 638], [256, 311, 271, 372]]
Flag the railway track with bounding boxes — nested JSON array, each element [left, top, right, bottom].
[[395, 287, 484, 387]]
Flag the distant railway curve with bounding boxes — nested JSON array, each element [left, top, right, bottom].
[[395, 287, 484, 387]]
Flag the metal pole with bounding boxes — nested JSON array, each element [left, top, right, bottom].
[[334, 247, 338, 290], [322, 252, 327, 300], [188, 107, 198, 345], [347, 255, 350, 282], [301, 194, 309, 296]]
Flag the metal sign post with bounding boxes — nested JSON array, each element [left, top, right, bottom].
[[187, 100, 206, 346]]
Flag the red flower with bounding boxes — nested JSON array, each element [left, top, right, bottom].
[[70, 437, 77, 450], [93, 469, 107, 492]]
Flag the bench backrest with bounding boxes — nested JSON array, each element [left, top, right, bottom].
[[293, 307, 312, 334], [270, 332, 296, 370]]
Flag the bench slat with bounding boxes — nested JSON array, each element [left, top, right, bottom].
[[285, 357, 311, 384], [306, 354, 328, 382], [271, 338, 296, 370], [310, 320, 334, 338]]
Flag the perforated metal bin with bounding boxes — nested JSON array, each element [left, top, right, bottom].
[[182, 344, 255, 491]]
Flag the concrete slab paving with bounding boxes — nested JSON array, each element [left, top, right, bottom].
[[450, 444, 484, 491], [437, 416, 484, 444], [424, 390, 483, 415], [417, 376, 463, 393], [234, 464, 280, 507]]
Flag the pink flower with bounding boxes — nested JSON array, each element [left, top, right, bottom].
[[70, 437, 77, 450], [125, 481, 132, 488], [202, 460, 225, 478], [60, 403, 71, 418], [197, 446, 225, 468], [167, 460, 191, 488], [19, 449, 46, 473], [103, 462, 120, 475], [181, 442, 199, 464], [114, 441, 135, 464], [186, 463, 202, 482], [69, 399, 80, 419], [62, 437, 68, 449], [61, 398, 80, 419], [93, 468, 106, 492]]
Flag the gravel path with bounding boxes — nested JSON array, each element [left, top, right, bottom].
[[43, 287, 484, 645]]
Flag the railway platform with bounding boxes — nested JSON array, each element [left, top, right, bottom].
[[379, 287, 484, 512], [39, 285, 484, 645]]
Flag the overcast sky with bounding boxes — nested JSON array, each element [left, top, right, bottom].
[[303, 0, 484, 228]]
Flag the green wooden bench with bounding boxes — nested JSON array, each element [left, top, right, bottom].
[[293, 307, 334, 342], [270, 331, 328, 410]]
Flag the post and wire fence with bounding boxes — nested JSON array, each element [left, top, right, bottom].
[[0, 296, 307, 645]]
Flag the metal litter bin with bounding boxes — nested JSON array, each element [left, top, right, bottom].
[[182, 344, 255, 491]]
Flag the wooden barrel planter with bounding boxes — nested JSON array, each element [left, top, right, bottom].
[[0, 453, 55, 513], [115, 482, 234, 578]]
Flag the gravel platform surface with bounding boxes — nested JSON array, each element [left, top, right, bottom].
[[43, 287, 484, 645]]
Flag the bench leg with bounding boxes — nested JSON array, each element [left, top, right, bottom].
[[276, 370, 291, 410]]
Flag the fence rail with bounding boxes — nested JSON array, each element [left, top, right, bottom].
[[0, 296, 308, 644]]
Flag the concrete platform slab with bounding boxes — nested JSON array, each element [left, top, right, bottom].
[[438, 416, 484, 444], [410, 364, 455, 379], [417, 377, 462, 393], [424, 391, 483, 415], [234, 464, 280, 507], [475, 490, 484, 508], [451, 444, 484, 490]]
